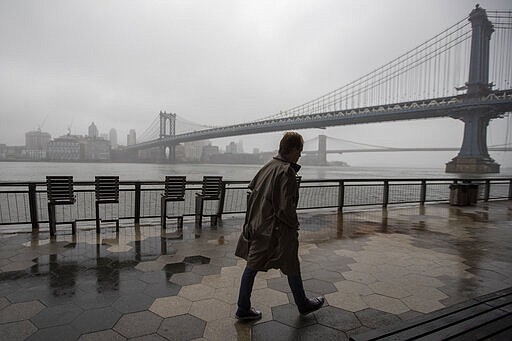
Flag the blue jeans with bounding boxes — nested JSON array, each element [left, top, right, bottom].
[[237, 266, 308, 313]]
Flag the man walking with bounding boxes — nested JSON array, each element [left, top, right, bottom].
[[235, 132, 325, 320]]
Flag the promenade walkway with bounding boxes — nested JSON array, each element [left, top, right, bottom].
[[0, 201, 510, 340]]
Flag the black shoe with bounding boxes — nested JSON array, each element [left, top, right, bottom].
[[236, 307, 262, 321], [299, 297, 325, 315]]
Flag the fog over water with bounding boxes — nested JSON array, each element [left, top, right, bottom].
[[1, 162, 511, 182]]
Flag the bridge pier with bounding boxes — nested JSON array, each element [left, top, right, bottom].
[[446, 5, 500, 174], [446, 111, 500, 173], [318, 135, 327, 165]]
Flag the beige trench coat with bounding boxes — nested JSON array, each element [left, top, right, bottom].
[[235, 157, 301, 275]]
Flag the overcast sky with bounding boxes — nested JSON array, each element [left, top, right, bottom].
[[1, 0, 511, 168]]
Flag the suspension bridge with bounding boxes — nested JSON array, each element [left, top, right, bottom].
[[300, 135, 512, 165], [121, 5, 512, 173]]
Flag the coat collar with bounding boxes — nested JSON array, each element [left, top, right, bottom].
[[274, 155, 301, 173]]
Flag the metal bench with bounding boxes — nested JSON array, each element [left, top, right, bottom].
[[195, 176, 223, 228], [161, 176, 186, 229], [95, 176, 120, 233], [46, 176, 76, 237], [350, 287, 512, 341]]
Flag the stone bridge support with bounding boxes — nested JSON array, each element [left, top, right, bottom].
[[446, 5, 500, 174]]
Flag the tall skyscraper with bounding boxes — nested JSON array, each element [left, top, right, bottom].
[[109, 128, 118, 149], [88, 122, 99, 138], [127, 129, 136, 146]]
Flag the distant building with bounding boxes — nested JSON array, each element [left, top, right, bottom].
[[88, 122, 99, 138], [109, 128, 118, 149], [83, 137, 110, 160], [226, 141, 237, 154], [47, 136, 82, 161], [184, 140, 208, 162], [226, 140, 244, 153], [127, 129, 136, 146], [0, 144, 7, 159], [25, 130, 51, 160], [201, 144, 220, 162], [253, 147, 260, 154]]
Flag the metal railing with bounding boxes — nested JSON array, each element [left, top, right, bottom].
[[0, 178, 511, 231]]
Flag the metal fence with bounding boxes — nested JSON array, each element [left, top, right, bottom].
[[0, 178, 510, 230]]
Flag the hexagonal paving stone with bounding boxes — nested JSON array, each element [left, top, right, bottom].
[[333, 280, 373, 296], [341, 271, 377, 284], [0, 320, 37, 341], [144, 281, 182, 298], [203, 317, 251, 341], [135, 261, 164, 272], [169, 272, 204, 286], [162, 262, 193, 276], [272, 304, 317, 328], [26, 325, 81, 341], [191, 264, 221, 276], [251, 288, 289, 307], [296, 323, 348, 340], [150, 296, 192, 318], [252, 320, 298, 341], [189, 298, 231, 321], [30, 303, 83, 328], [78, 329, 126, 341], [214, 287, 239, 305], [325, 292, 368, 312], [179, 283, 215, 301], [112, 292, 154, 313], [402, 295, 446, 313], [114, 310, 162, 338], [368, 281, 412, 299], [183, 255, 210, 264], [267, 277, 292, 293], [201, 274, 236, 289], [355, 308, 401, 329], [158, 314, 206, 340], [0, 300, 46, 323], [71, 306, 122, 334], [302, 279, 337, 295], [315, 305, 361, 332]]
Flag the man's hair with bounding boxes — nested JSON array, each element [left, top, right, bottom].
[[279, 132, 304, 155]]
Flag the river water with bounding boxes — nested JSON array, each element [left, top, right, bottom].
[[1, 161, 511, 182]]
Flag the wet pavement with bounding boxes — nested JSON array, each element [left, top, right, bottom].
[[0, 201, 511, 340]]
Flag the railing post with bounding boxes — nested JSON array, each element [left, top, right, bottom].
[[420, 180, 427, 205], [509, 179, 512, 200], [338, 180, 344, 211], [383, 180, 389, 208], [484, 180, 490, 202], [134, 182, 141, 224], [28, 183, 39, 232], [217, 182, 226, 219]]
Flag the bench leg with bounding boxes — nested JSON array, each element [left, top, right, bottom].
[[177, 217, 183, 229], [195, 196, 203, 228], [115, 220, 119, 233], [161, 197, 167, 229], [211, 215, 217, 227], [48, 203, 56, 237], [72, 222, 76, 235], [95, 202, 101, 234]]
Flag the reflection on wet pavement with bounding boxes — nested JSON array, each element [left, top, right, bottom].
[[0, 201, 511, 340]]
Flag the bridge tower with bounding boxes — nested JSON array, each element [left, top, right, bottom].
[[318, 135, 327, 165], [159, 111, 177, 162], [446, 5, 500, 173]]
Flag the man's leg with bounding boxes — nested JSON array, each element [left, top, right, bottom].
[[236, 266, 262, 320], [287, 272, 325, 315]]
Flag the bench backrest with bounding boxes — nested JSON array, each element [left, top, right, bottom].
[[46, 176, 74, 204], [201, 176, 223, 199], [164, 176, 186, 199], [95, 176, 119, 202]]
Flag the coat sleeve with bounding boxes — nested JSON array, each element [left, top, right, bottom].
[[273, 167, 300, 230]]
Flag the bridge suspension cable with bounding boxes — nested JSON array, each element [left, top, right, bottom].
[[137, 115, 160, 143]]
